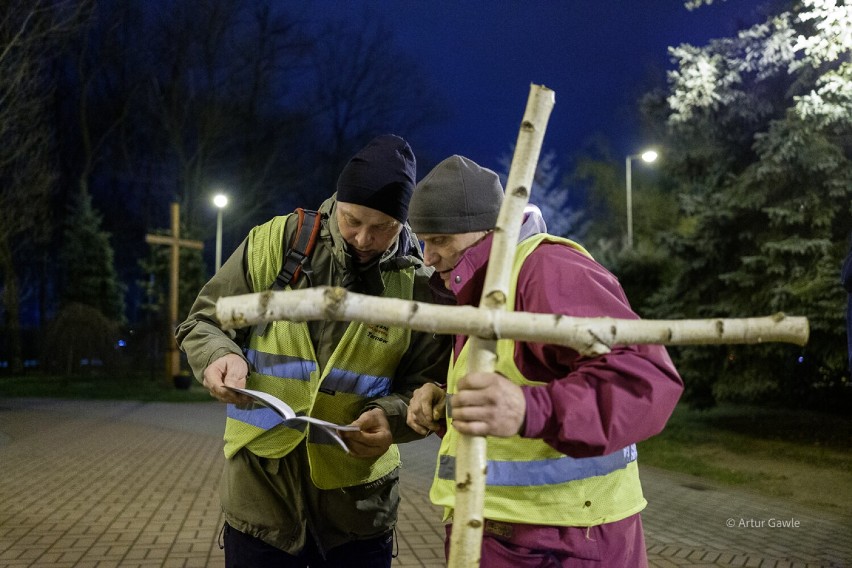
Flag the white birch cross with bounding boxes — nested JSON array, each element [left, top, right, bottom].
[[215, 84, 809, 567]]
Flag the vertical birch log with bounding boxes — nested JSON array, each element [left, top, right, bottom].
[[448, 84, 556, 568]]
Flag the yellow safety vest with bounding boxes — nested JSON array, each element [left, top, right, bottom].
[[430, 233, 646, 526], [223, 214, 414, 489]]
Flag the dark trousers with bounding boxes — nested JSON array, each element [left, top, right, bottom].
[[223, 522, 393, 568]]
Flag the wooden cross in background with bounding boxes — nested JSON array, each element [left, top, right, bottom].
[[145, 202, 203, 380]]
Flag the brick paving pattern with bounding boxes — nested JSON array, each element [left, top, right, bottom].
[[1, 399, 849, 567]]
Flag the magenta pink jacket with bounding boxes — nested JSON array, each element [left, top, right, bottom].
[[443, 229, 682, 457], [434, 214, 683, 564]]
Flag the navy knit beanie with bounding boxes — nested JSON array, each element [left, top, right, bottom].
[[336, 134, 416, 223], [409, 155, 504, 234]]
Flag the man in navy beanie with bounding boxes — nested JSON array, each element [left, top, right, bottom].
[[178, 135, 450, 568]]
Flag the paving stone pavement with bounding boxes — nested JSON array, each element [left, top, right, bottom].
[[0, 399, 849, 567]]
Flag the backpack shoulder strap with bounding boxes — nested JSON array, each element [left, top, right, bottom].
[[271, 208, 322, 290]]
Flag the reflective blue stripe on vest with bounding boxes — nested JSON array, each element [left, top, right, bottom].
[[226, 406, 342, 446], [245, 349, 315, 380], [438, 444, 638, 487], [322, 368, 391, 397], [226, 405, 306, 431]]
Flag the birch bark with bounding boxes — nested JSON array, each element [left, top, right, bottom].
[[215, 287, 810, 353]]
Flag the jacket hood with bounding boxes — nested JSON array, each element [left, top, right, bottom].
[[518, 205, 548, 242]]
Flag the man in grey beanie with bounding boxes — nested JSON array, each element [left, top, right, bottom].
[[177, 135, 450, 568], [407, 155, 510, 291], [406, 155, 683, 566], [408, 154, 503, 235]]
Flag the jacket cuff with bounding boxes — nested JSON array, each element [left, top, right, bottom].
[[194, 345, 246, 382], [520, 385, 549, 438], [364, 397, 423, 443]]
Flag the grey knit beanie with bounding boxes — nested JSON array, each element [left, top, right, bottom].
[[409, 155, 504, 234]]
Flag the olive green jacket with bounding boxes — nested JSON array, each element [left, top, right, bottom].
[[177, 195, 450, 442], [175, 196, 450, 553]]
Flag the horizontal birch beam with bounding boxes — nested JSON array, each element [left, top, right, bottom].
[[216, 286, 809, 356]]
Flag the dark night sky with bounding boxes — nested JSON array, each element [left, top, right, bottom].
[[328, 1, 766, 173]]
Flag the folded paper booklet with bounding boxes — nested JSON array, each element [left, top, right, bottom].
[[226, 386, 360, 453]]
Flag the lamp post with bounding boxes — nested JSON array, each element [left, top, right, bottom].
[[625, 149, 658, 249], [213, 193, 228, 272]]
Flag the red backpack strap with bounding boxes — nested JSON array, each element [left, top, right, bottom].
[[271, 208, 322, 290]]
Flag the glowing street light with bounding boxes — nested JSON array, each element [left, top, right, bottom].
[[213, 193, 228, 272], [625, 149, 658, 249]]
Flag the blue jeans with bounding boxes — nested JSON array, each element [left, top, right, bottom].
[[223, 522, 393, 568]]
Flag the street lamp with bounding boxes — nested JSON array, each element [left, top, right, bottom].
[[213, 193, 228, 271], [625, 149, 658, 249]]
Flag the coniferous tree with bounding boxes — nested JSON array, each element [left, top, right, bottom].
[[646, 0, 852, 408], [60, 192, 126, 323]]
